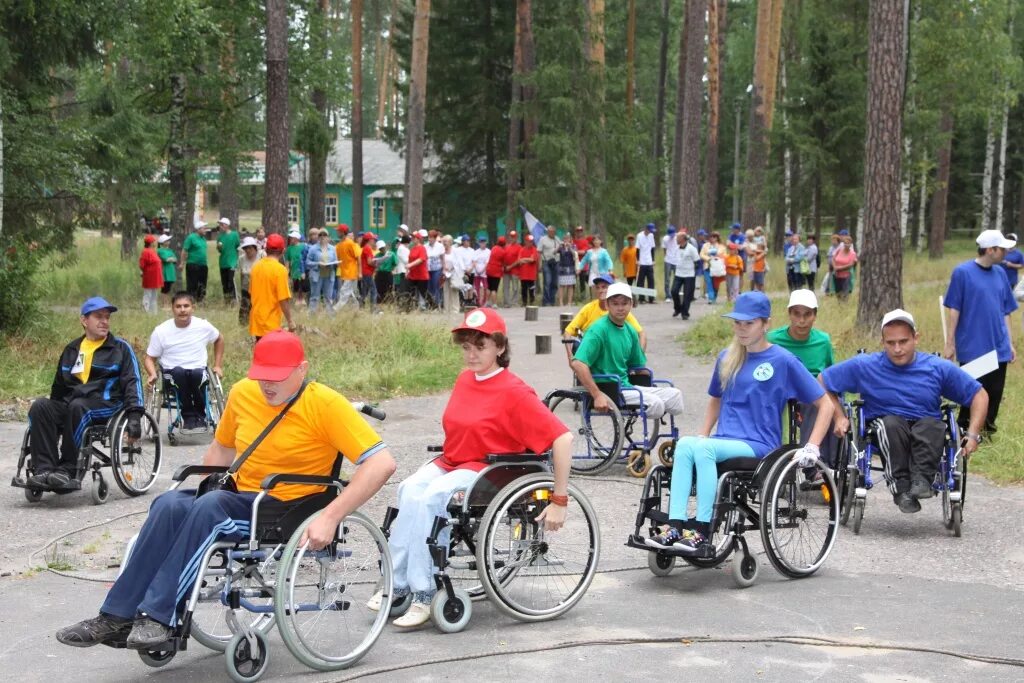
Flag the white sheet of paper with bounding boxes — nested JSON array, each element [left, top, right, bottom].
[[960, 350, 999, 379]]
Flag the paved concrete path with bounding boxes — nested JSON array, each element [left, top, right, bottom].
[[2, 298, 1023, 682]]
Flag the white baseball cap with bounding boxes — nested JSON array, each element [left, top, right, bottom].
[[240, 236, 258, 249], [605, 282, 634, 301], [416, 229, 429, 238], [218, 217, 231, 226], [194, 220, 207, 230], [787, 289, 818, 310], [976, 229, 1016, 250], [288, 230, 301, 239], [157, 234, 171, 244], [881, 308, 916, 332], [399, 223, 410, 233], [375, 239, 386, 249]]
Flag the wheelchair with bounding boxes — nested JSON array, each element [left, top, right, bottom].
[[626, 445, 839, 588], [121, 402, 391, 682], [545, 365, 680, 478], [12, 406, 162, 505], [146, 366, 226, 445], [381, 449, 601, 632], [838, 398, 966, 537]]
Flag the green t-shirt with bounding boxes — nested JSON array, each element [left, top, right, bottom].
[[765, 326, 835, 377], [573, 315, 646, 387], [217, 230, 240, 269], [377, 251, 397, 273], [182, 232, 208, 266], [285, 243, 305, 280], [157, 247, 177, 283]]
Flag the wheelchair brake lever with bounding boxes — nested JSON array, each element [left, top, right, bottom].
[[352, 402, 386, 421]]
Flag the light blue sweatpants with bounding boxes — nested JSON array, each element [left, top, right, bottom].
[[669, 436, 756, 523]]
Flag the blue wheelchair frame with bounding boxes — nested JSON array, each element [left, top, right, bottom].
[[149, 366, 225, 445]]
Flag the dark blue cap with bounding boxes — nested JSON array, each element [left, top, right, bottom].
[[697, 229, 708, 236], [592, 273, 615, 285], [731, 222, 742, 230], [645, 223, 656, 231], [722, 292, 771, 321], [667, 226, 677, 235], [80, 296, 118, 316], [838, 229, 850, 236]]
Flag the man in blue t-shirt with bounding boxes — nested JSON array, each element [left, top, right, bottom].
[[943, 229, 1017, 435], [999, 233, 1023, 291], [822, 309, 987, 514], [572, 282, 683, 420]]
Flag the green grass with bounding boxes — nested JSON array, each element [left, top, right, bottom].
[[1, 232, 463, 407], [681, 241, 1024, 484]]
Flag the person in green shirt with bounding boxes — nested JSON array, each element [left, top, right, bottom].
[[181, 221, 209, 303], [156, 234, 177, 305], [215, 217, 240, 304], [374, 239, 397, 303], [285, 230, 306, 301], [765, 288, 837, 487]]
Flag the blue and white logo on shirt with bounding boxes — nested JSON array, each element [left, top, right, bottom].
[[752, 362, 774, 382]]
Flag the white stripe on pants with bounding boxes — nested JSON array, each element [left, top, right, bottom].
[[389, 462, 478, 595]]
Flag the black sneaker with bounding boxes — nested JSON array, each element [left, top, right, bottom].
[[644, 526, 683, 549], [673, 530, 710, 555], [56, 614, 133, 648], [46, 471, 72, 489], [800, 471, 825, 491], [909, 476, 934, 499], [895, 492, 921, 514], [126, 617, 174, 650], [27, 472, 51, 489]]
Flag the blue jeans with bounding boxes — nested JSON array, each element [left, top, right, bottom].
[[427, 269, 442, 307], [309, 273, 335, 313], [669, 436, 756, 523], [359, 274, 378, 308], [663, 263, 675, 299], [703, 272, 714, 301], [542, 260, 558, 305]]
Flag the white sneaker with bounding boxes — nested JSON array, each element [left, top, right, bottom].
[[366, 590, 384, 612], [392, 601, 430, 629], [664, 297, 671, 303]]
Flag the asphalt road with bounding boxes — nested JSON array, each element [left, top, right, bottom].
[[2, 297, 1022, 682]]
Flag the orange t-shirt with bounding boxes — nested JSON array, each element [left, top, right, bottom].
[[725, 254, 745, 276], [248, 257, 291, 337], [619, 246, 638, 278], [753, 252, 767, 273], [337, 239, 361, 280]]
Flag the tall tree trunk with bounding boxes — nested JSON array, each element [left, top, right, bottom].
[[900, 137, 910, 239], [928, 106, 953, 259], [219, 2, 240, 230], [669, 4, 689, 228], [0, 90, 3, 240], [587, 0, 605, 235], [702, 0, 725, 230], [376, 0, 399, 135], [264, 0, 291, 234], [857, 0, 906, 328], [994, 92, 1009, 232], [651, 0, 670, 212], [168, 72, 190, 251], [403, 0, 431, 230], [916, 159, 927, 252], [309, 0, 329, 232], [982, 111, 995, 230], [625, 0, 636, 120], [352, 0, 365, 233], [506, 2, 523, 231], [678, 0, 705, 230], [220, 161, 239, 228]]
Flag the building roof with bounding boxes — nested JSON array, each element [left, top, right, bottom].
[[288, 138, 436, 187]]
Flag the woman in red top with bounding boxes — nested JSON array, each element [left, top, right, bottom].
[[359, 233, 379, 311], [485, 237, 506, 304], [139, 234, 164, 314], [406, 229, 430, 310], [369, 308, 572, 628], [517, 234, 540, 306]]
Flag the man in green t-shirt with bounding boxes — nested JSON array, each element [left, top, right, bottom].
[[766, 288, 837, 486], [572, 282, 683, 420], [156, 235, 177, 302], [215, 217, 240, 304], [181, 221, 209, 303], [285, 229, 306, 301]]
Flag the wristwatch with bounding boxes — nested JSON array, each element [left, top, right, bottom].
[[965, 432, 983, 444]]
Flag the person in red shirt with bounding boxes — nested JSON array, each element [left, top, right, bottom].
[[359, 232, 379, 312], [139, 234, 164, 314], [518, 234, 540, 306], [502, 230, 521, 307], [406, 229, 430, 310], [486, 236, 506, 307], [573, 226, 591, 297], [367, 307, 572, 628]]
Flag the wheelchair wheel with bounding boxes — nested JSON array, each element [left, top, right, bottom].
[[24, 487, 43, 503], [839, 465, 858, 526], [430, 587, 473, 633], [145, 385, 162, 430], [476, 474, 600, 622], [647, 551, 676, 577], [275, 510, 391, 671], [731, 551, 759, 588], [657, 440, 675, 467], [138, 648, 176, 668], [547, 394, 622, 475], [759, 454, 838, 579], [190, 554, 276, 653], [207, 372, 226, 426], [225, 630, 270, 683], [852, 496, 865, 535], [942, 449, 967, 537], [110, 410, 162, 496], [90, 473, 109, 505], [625, 450, 651, 478], [389, 592, 413, 617]]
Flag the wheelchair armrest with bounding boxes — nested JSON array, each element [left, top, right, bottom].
[[259, 473, 347, 490], [591, 373, 622, 385], [172, 464, 229, 481], [485, 452, 549, 463], [427, 445, 443, 453], [651, 379, 675, 387]]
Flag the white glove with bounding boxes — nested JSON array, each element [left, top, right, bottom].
[[793, 443, 820, 468]]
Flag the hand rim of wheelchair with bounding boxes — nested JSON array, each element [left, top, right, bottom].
[[546, 393, 622, 475], [475, 473, 601, 622], [274, 510, 393, 671], [110, 408, 163, 496]]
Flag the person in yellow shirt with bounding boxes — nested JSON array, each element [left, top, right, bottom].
[[619, 234, 639, 285], [336, 225, 361, 307], [56, 331, 397, 650], [249, 233, 295, 339], [562, 274, 646, 364]]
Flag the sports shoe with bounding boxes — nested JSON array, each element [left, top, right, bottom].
[[644, 526, 682, 549], [392, 601, 430, 629], [909, 476, 934, 499], [895, 492, 921, 514], [56, 614, 133, 648], [366, 590, 393, 612], [27, 472, 51, 489], [126, 617, 173, 649], [800, 470, 825, 491], [672, 530, 709, 554], [47, 471, 73, 489]]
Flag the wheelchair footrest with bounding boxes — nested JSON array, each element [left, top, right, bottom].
[[625, 534, 718, 559]]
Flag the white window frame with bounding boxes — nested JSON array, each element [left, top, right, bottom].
[[287, 195, 300, 225], [324, 195, 339, 225], [371, 197, 386, 228]]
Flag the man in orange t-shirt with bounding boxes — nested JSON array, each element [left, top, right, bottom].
[[249, 233, 295, 340], [619, 234, 639, 285]]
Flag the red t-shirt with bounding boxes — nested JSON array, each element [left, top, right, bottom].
[[574, 238, 591, 271], [360, 245, 376, 277], [407, 244, 428, 281], [139, 248, 164, 289], [486, 245, 506, 278], [504, 243, 522, 276], [436, 369, 570, 472], [518, 245, 539, 281]]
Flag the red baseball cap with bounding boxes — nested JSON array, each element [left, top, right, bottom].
[[339, 224, 350, 233], [143, 234, 156, 244], [265, 233, 285, 251], [248, 331, 306, 381], [452, 307, 507, 336]]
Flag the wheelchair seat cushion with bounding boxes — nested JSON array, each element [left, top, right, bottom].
[[716, 457, 761, 474], [254, 491, 337, 543]]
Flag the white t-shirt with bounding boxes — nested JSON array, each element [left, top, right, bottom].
[[147, 317, 220, 370], [664, 235, 681, 267], [426, 241, 445, 272], [396, 244, 410, 275], [473, 247, 491, 276], [636, 232, 656, 266]]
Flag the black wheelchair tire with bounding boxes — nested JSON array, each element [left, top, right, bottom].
[[546, 395, 622, 475], [110, 410, 162, 496], [24, 487, 43, 503], [225, 630, 270, 683]]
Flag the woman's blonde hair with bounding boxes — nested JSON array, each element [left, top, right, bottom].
[[718, 318, 769, 388]]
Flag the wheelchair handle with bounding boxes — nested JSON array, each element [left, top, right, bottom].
[[259, 473, 347, 490], [352, 402, 386, 421], [171, 464, 229, 482]]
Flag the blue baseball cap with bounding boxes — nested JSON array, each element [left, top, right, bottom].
[[697, 229, 708, 236], [592, 273, 615, 285], [80, 296, 118, 316], [667, 226, 677, 235], [731, 222, 742, 230], [645, 223, 656, 232], [722, 292, 771, 321], [838, 229, 850, 236]]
